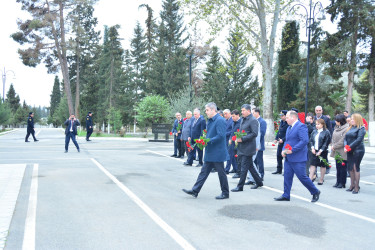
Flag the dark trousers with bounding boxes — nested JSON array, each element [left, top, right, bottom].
[[225, 143, 237, 172], [177, 139, 183, 157], [237, 155, 263, 188], [276, 143, 284, 172], [187, 145, 203, 165], [65, 132, 80, 151], [336, 159, 347, 185], [283, 159, 319, 199], [173, 135, 178, 155], [25, 129, 37, 141], [86, 128, 93, 140], [183, 140, 189, 157], [254, 150, 264, 178], [192, 162, 229, 196]]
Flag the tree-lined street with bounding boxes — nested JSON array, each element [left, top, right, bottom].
[[1, 128, 375, 249]]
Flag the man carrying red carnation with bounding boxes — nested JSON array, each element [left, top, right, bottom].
[[274, 110, 321, 202]]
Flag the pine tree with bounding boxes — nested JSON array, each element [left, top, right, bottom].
[[5, 84, 20, 113], [50, 76, 62, 118], [277, 21, 300, 111]]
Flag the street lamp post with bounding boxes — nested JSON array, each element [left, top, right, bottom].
[[1, 67, 16, 102], [290, 0, 324, 121]]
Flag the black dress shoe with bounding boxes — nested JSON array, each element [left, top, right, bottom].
[[182, 189, 198, 198], [244, 180, 255, 185], [34, 139, 39, 142], [274, 196, 290, 201], [179, 156, 184, 159], [183, 162, 192, 166], [25, 141, 30, 142], [336, 183, 344, 188], [64, 150, 68, 153], [170, 154, 177, 157], [231, 187, 243, 192], [232, 173, 240, 178], [333, 183, 339, 188], [251, 184, 262, 189], [311, 191, 321, 202], [272, 171, 282, 174], [346, 187, 354, 192], [77, 148, 80, 152], [215, 194, 229, 199], [195, 164, 203, 167], [225, 171, 229, 175], [229, 170, 236, 173]]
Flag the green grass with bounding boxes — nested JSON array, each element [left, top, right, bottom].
[[77, 130, 138, 138]]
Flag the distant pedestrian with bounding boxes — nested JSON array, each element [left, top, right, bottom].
[[64, 114, 80, 153], [272, 110, 288, 174], [25, 112, 38, 142], [252, 108, 267, 179], [181, 111, 193, 159], [86, 112, 93, 141], [171, 112, 183, 158]]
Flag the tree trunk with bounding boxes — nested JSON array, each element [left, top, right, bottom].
[[369, 63, 374, 122], [346, 71, 354, 114], [75, 44, 80, 119], [110, 58, 114, 108]]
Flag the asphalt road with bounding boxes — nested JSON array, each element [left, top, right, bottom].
[[1, 128, 375, 250]]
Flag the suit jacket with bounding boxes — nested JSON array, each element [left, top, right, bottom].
[[27, 116, 34, 132], [344, 126, 366, 153], [190, 115, 206, 140], [172, 119, 183, 139], [284, 121, 309, 163], [204, 113, 228, 162], [86, 115, 93, 129], [230, 118, 242, 137], [225, 117, 233, 141], [64, 119, 80, 135], [237, 114, 258, 156], [275, 120, 288, 142], [309, 129, 331, 152], [181, 118, 193, 141], [257, 116, 267, 151]]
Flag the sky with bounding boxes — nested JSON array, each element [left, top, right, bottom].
[[0, 0, 335, 108]]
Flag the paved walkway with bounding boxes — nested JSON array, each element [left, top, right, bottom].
[[0, 164, 26, 250]]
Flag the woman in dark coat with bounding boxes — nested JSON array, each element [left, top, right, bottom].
[[344, 114, 366, 194], [309, 119, 331, 185]]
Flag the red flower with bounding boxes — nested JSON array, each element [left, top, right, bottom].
[[342, 162, 346, 166], [272, 144, 276, 146], [183, 118, 187, 121], [202, 141, 205, 146], [234, 154, 238, 158], [345, 145, 352, 152], [242, 130, 245, 133], [169, 132, 173, 136], [203, 129, 207, 133], [329, 165, 332, 168], [186, 141, 190, 147], [179, 122, 182, 124], [285, 144, 292, 150], [237, 129, 240, 132], [232, 135, 237, 141]]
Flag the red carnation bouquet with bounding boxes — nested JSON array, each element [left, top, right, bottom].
[[282, 144, 292, 156], [186, 141, 194, 152], [169, 131, 173, 136], [176, 121, 182, 132], [232, 129, 247, 148], [193, 129, 210, 150], [183, 117, 187, 121], [334, 153, 345, 166], [345, 145, 352, 152]]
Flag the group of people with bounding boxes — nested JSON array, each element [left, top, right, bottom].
[[24, 111, 94, 153], [173, 102, 366, 201]]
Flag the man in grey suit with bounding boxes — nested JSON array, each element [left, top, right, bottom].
[[181, 111, 193, 159], [231, 104, 263, 192]]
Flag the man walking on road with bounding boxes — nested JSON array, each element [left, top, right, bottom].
[[64, 114, 80, 153], [86, 112, 93, 141], [274, 111, 320, 202], [182, 102, 229, 199], [25, 112, 38, 142]]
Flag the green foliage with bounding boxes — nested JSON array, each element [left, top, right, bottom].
[[49, 76, 62, 119], [135, 95, 170, 129], [107, 107, 122, 134], [277, 21, 300, 111], [0, 102, 11, 125], [52, 96, 70, 126], [169, 86, 208, 120], [5, 84, 20, 113]]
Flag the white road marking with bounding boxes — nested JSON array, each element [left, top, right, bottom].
[[91, 158, 195, 250], [148, 150, 375, 224], [35, 129, 41, 137], [22, 164, 38, 250], [146, 150, 185, 162], [3, 158, 89, 161]]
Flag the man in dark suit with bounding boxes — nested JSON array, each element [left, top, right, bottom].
[[86, 112, 93, 141], [223, 109, 234, 174], [230, 110, 241, 178], [171, 112, 183, 158], [182, 102, 229, 199], [25, 112, 38, 142], [64, 114, 80, 153], [231, 104, 263, 192], [314, 105, 332, 134], [273, 110, 288, 174], [274, 111, 320, 202], [184, 108, 206, 167], [252, 108, 267, 179]]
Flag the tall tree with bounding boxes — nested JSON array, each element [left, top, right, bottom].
[[180, 0, 292, 140], [12, 0, 80, 114], [277, 21, 300, 111], [67, 1, 100, 118], [148, 0, 189, 96], [323, 0, 373, 113], [50, 76, 62, 118], [6, 84, 21, 113], [223, 27, 260, 111]]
